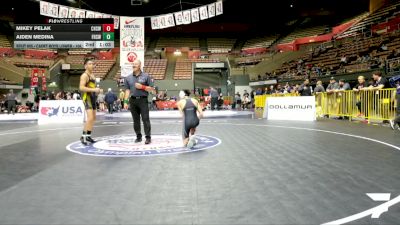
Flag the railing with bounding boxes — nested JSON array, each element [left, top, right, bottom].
[[254, 88, 397, 121], [386, 56, 400, 73]]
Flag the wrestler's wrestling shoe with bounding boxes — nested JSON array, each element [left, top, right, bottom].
[[85, 136, 97, 143], [187, 135, 197, 149], [80, 136, 87, 145], [80, 136, 96, 145]]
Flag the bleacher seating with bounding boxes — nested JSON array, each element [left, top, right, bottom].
[[143, 59, 167, 80], [174, 58, 219, 80], [156, 37, 200, 50], [93, 59, 115, 79], [242, 36, 278, 50], [207, 38, 236, 53], [25, 49, 57, 59], [0, 35, 11, 48], [279, 26, 328, 44], [235, 53, 271, 66], [66, 55, 85, 65], [0, 47, 12, 56], [68, 49, 93, 55], [5, 57, 54, 68], [337, 2, 400, 38], [113, 59, 167, 81], [273, 30, 400, 81]]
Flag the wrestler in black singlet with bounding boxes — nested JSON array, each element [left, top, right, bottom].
[[182, 98, 200, 139]]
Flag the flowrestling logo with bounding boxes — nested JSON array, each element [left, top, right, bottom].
[[66, 134, 221, 157]]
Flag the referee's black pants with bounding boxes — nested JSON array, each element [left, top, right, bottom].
[[211, 97, 218, 110], [129, 97, 151, 139], [7, 100, 16, 115]]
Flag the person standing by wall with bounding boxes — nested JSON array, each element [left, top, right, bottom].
[[97, 89, 105, 112], [105, 88, 117, 114], [119, 89, 125, 110], [298, 79, 312, 96], [209, 87, 219, 111], [6, 89, 17, 115]]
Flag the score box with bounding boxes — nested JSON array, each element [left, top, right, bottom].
[[102, 32, 114, 41], [102, 24, 114, 32]]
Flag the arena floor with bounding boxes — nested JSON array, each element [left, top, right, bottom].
[[0, 115, 399, 225]]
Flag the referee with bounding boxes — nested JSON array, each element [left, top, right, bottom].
[[123, 59, 155, 144]]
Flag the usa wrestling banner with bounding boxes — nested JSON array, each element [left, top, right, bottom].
[[120, 16, 144, 77]]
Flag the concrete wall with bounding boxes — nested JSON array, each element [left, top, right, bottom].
[[98, 80, 119, 93], [229, 75, 250, 96], [194, 72, 228, 95], [154, 79, 194, 98], [235, 85, 252, 96], [231, 74, 250, 86]]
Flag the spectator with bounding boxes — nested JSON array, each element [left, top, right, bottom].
[[340, 55, 348, 66], [337, 79, 351, 91], [105, 88, 117, 114], [314, 80, 325, 117], [369, 71, 390, 122], [314, 80, 325, 94], [66, 92, 72, 100], [369, 71, 389, 90], [6, 89, 17, 115], [255, 88, 263, 95], [209, 87, 219, 110], [298, 79, 312, 96], [380, 43, 388, 51], [326, 77, 339, 94], [267, 85, 275, 94], [217, 93, 224, 110], [49, 91, 55, 100], [40, 93, 47, 101], [119, 89, 125, 109], [243, 90, 249, 98], [55, 91, 63, 100], [353, 76, 368, 117], [241, 93, 250, 110], [274, 84, 284, 94], [72, 90, 81, 100], [250, 90, 255, 108], [284, 83, 292, 94], [234, 92, 241, 110], [264, 87, 269, 95], [97, 89, 105, 111]]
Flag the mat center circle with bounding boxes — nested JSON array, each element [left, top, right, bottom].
[[66, 134, 221, 157]]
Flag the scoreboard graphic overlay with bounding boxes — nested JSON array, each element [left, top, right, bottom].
[[14, 19, 114, 49]]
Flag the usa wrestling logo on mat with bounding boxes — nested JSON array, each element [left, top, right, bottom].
[[66, 134, 221, 157]]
